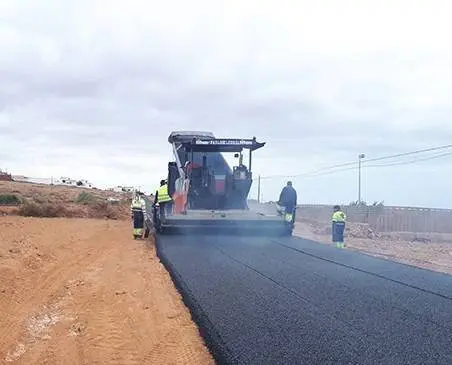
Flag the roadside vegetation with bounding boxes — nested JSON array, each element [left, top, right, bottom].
[[0, 194, 22, 205], [0, 182, 130, 220]]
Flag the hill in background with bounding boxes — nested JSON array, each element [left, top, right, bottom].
[[0, 181, 130, 220]]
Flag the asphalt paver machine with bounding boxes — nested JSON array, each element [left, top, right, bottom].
[[152, 131, 294, 236]]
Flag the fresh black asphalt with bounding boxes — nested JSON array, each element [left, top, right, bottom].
[[156, 234, 452, 365]]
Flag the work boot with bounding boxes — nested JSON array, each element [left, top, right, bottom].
[[133, 228, 143, 239]]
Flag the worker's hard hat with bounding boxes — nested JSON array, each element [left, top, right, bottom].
[[333, 205, 341, 210]]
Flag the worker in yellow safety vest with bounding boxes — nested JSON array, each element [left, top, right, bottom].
[[130, 191, 146, 239], [332, 205, 346, 248], [155, 179, 172, 218]]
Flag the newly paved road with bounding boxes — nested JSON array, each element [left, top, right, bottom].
[[156, 234, 452, 365]]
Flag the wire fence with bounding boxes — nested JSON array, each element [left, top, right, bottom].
[[251, 144, 452, 233], [295, 204, 452, 233]]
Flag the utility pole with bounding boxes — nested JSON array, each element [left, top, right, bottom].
[[358, 153, 365, 204], [257, 175, 261, 203]]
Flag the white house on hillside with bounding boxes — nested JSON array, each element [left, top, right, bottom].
[[109, 186, 134, 193]]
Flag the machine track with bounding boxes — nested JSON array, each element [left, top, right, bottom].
[[156, 234, 452, 365]]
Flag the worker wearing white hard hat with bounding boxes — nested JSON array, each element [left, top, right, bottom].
[[130, 191, 146, 239]]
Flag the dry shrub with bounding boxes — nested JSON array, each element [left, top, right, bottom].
[[17, 202, 70, 218], [16, 200, 127, 220], [88, 201, 120, 220], [32, 196, 49, 204], [17, 202, 42, 217]]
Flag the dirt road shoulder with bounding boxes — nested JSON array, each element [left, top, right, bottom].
[[294, 221, 452, 275], [0, 216, 214, 364]]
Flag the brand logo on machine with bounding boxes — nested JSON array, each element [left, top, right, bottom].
[[194, 139, 211, 145], [194, 139, 253, 146]]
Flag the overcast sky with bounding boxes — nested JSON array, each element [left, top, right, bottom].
[[1, 0, 452, 207]]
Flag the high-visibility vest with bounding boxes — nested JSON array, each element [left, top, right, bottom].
[[285, 213, 293, 222], [157, 184, 171, 203], [131, 198, 145, 210], [332, 211, 346, 222]]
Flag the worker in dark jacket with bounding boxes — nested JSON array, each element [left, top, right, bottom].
[[278, 181, 297, 223], [332, 205, 346, 248]]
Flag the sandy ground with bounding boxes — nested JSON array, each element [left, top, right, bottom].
[[0, 216, 214, 365], [294, 220, 452, 275]]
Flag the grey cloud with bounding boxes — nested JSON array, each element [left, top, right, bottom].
[[1, 1, 452, 206], [409, 125, 452, 146]]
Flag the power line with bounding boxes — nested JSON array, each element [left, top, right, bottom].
[[367, 151, 452, 167], [363, 144, 452, 163], [260, 161, 355, 179], [306, 150, 452, 175], [259, 143, 452, 180], [300, 151, 452, 178]]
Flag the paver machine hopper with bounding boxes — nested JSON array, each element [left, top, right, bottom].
[[152, 131, 294, 236]]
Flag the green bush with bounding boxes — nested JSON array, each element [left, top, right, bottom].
[[0, 194, 22, 206], [74, 191, 98, 205]]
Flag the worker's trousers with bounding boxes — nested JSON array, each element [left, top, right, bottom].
[[132, 209, 144, 237], [332, 221, 345, 248], [159, 201, 172, 218], [283, 205, 296, 224]]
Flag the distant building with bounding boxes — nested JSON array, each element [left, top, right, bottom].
[[58, 177, 94, 188], [10, 175, 95, 188], [109, 186, 134, 193]]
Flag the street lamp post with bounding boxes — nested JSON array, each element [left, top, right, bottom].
[[358, 153, 365, 204]]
